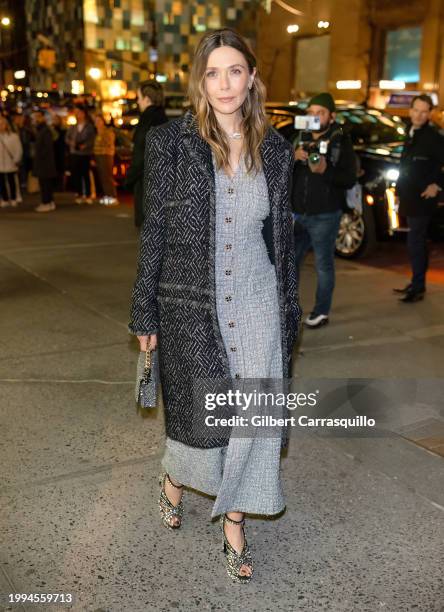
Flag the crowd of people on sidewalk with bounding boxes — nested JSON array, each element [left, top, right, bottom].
[[0, 103, 120, 213]]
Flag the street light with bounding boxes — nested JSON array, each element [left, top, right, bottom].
[[88, 67, 102, 79], [0, 16, 12, 84]]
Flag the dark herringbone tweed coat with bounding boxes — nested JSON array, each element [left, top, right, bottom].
[[129, 110, 301, 449]]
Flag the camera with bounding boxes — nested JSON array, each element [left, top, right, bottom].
[[294, 115, 328, 165], [299, 137, 329, 166]]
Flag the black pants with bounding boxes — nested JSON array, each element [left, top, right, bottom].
[[406, 215, 431, 291], [39, 177, 54, 204], [0, 172, 16, 201], [71, 155, 91, 197]]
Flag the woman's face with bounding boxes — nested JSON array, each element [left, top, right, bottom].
[[204, 45, 255, 116]]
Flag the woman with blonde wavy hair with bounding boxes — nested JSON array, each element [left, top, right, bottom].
[[129, 28, 301, 583]]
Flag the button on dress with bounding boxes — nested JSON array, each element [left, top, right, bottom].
[[161, 154, 286, 517]]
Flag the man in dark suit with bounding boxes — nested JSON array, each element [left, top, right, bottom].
[[395, 94, 444, 302], [124, 80, 168, 228]]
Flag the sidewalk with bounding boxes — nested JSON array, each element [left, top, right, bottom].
[[0, 197, 443, 612]]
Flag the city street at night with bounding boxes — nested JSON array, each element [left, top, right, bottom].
[[1, 0, 444, 610], [1, 196, 443, 611]]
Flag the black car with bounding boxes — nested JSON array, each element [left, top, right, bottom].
[[266, 102, 444, 258]]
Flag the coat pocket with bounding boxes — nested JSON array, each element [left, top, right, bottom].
[[164, 199, 193, 244], [165, 198, 192, 208]]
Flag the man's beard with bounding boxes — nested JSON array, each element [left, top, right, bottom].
[[319, 119, 331, 132]]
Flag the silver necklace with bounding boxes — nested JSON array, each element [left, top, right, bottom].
[[225, 129, 242, 140]]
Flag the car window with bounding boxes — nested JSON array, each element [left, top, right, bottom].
[[266, 103, 408, 147], [343, 109, 406, 145]]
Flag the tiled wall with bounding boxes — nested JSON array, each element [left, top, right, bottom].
[[26, 0, 85, 91], [26, 0, 258, 92]]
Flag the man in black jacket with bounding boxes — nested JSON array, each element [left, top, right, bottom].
[[32, 110, 57, 213], [292, 93, 357, 328], [394, 94, 444, 303], [125, 80, 168, 227]]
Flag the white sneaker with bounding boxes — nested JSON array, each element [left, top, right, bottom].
[[75, 196, 84, 204], [305, 313, 329, 328], [84, 197, 94, 205], [0, 200, 10, 208], [10, 200, 17, 207], [35, 202, 56, 213], [105, 197, 119, 206]]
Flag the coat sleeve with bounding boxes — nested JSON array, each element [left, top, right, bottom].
[[284, 148, 303, 349], [13, 133, 23, 164], [128, 127, 171, 336], [430, 130, 444, 188], [125, 125, 146, 187]]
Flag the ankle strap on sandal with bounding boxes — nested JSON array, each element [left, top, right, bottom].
[[166, 473, 184, 489], [223, 513, 245, 526]]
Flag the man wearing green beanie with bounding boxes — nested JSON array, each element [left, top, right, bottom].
[[292, 92, 357, 328], [308, 92, 336, 113]]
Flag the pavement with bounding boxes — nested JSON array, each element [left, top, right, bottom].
[[0, 193, 443, 612]]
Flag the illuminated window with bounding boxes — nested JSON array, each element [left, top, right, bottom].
[[132, 37, 143, 52], [383, 27, 422, 83], [83, 0, 98, 24], [131, 11, 144, 26], [115, 38, 131, 51]]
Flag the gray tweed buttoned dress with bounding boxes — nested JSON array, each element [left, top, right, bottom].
[[161, 153, 285, 518]]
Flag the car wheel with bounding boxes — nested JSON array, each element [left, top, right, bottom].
[[335, 205, 376, 258]]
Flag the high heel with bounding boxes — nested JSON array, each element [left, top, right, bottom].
[[220, 513, 253, 583], [158, 472, 184, 529]]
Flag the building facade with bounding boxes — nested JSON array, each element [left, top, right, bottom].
[[24, 0, 258, 96], [256, 0, 444, 108]]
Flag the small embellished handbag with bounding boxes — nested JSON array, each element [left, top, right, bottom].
[[135, 348, 159, 409]]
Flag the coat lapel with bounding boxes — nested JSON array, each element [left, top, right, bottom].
[[181, 110, 215, 187]]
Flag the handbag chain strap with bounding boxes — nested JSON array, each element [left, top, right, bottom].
[[144, 348, 151, 371]]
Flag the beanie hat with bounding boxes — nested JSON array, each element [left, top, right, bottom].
[[308, 92, 336, 113]]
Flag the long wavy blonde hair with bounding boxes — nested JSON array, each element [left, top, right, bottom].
[[187, 28, 269, 174]]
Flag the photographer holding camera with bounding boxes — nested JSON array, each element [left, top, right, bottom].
[[292, 93, 357, 328]]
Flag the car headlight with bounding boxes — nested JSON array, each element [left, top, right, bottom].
[[385, 168, 399, 182]]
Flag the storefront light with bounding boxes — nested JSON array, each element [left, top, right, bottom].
[[14, 70, 26, 80], [71, 80, 84, 95], [379, 80, 405, 90], [336, 80, 361, 90], [88, 67, 102, 80], [287, 24, 299, 34]]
